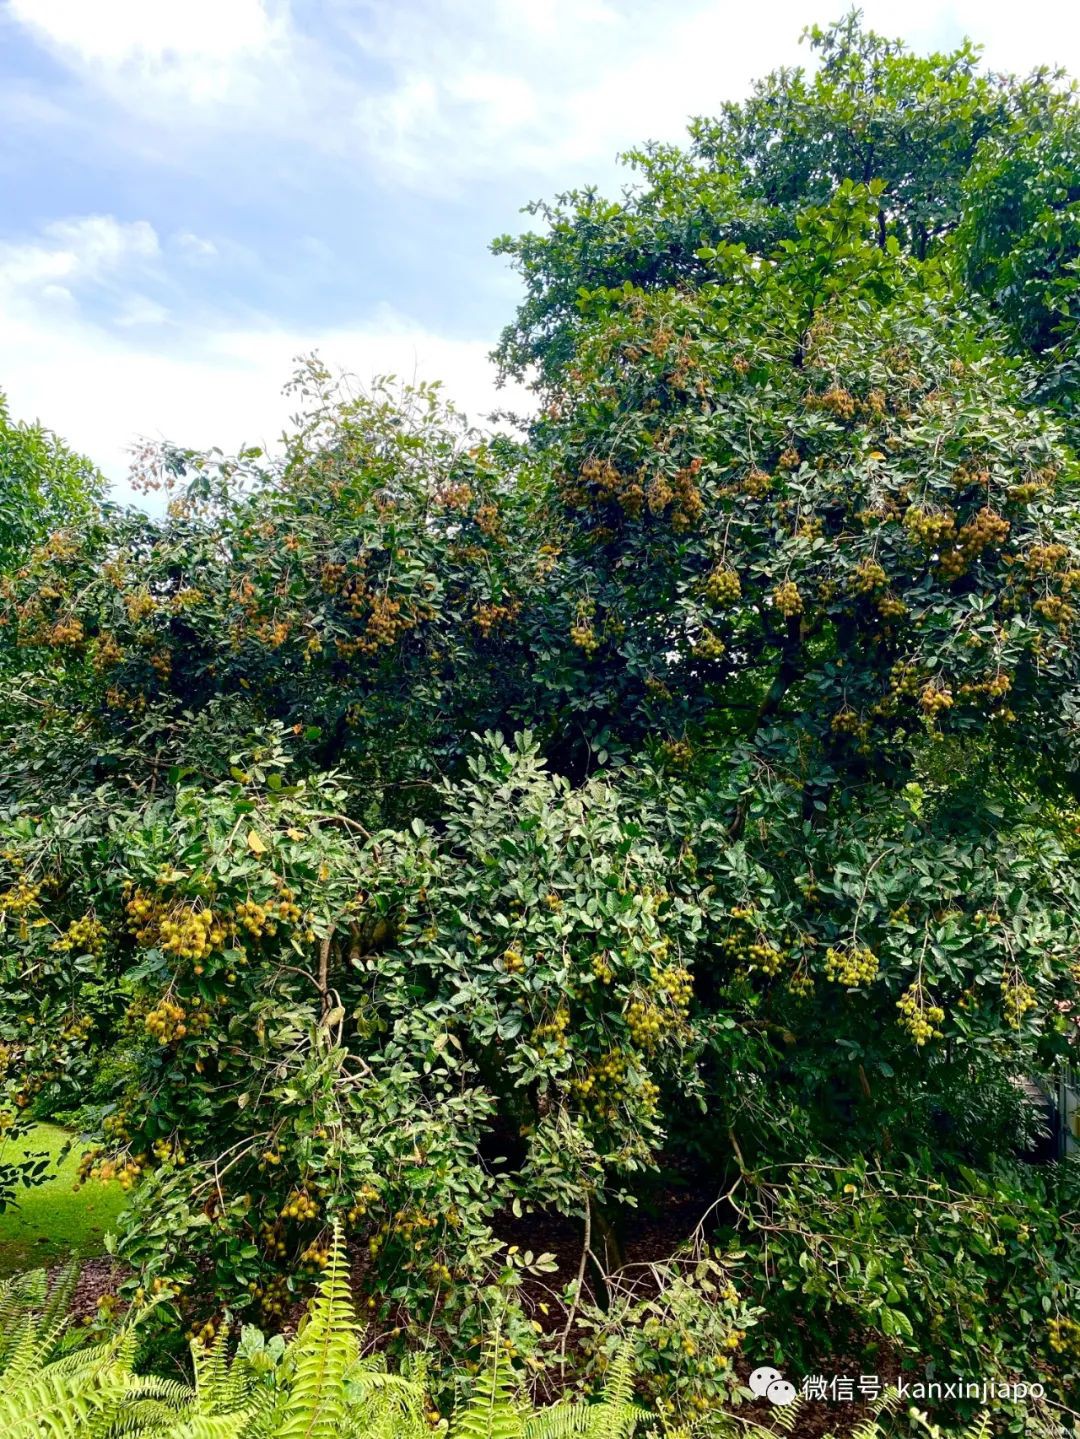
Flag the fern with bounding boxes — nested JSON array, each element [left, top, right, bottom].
[[272, 1224, 361, 1439], [450, 1326, 525, 1439]]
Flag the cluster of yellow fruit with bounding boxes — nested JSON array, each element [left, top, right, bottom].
[[653, 964, 693, 1009], [52, 914, 107, 955], [772, 580, 803, 619], [346, 1183, 380, 1224], [958, 671, 1012, 705], [742, 467, 772, 498], [889, 659, 924, 702], [566, 455, 647, 519], [904, 506, 956, 548], [896, 984, 945, 1046], [533, 1005, 570, 1055], [722, 908, 785, 979], [705, 566, 741, 607], [877, 592, 908, 620], [1025, 543, 1070, 574], [250, 1274, 290, 1319], [626, 999, 665, 1052], [103, 1110, 131, 1143], [795, 515, 824, 540], [90, 629, 121, 667], [474, 601, 519, 636], [189, 1318, 219, 1349], [260, 1221, 289, 1259], [851, 557, 888, 595], [817, 385, 857, 420], [300, 1241, 331, 1272], [919, 683, 954, 719], [824, 945, 879, 987], [1048, 1317, 1080, 1360], [778, 446, 800, 470], [125, 592, 157, 623], [660, 738, 694, 769], [158, 908, 226, 962], [957, 507, 1010, 559], [151, 1138, 186, 1166], [46, 617, 85, 648], [787, 971, 815, 998], [133, 1275, 184, 1304], [1002, 974, 1037, 1029], [647, 475, 675, 515], [831, 707, 870, 744], [501, 947, 526, 974], [590, 951, 615, 985], [281, 1189, 320, 1221], [60, 1014, 94, 1042], [76, 1148, 143, 1191], [368, 1206, 439, 1260], [746, 941, 785, 977], [692, 630, 726, 661], [144, 997, 209, 1045], [573, 1048, 627, 1099], [570, 598, 600, 655], [1033, 594, 1076, 630], [0, 878, 42, 915]]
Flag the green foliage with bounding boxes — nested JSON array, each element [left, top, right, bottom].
[[0, 390, 102, 576]]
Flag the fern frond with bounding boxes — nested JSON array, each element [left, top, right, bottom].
[[275, 1223, 361, 1439], [40, 1263, 80, 1336], [600, 1348, 635, 1410], [769, 1394, 803, 1435], [449, 1327, 524, 1439], [962, 1416, 993, 1439]]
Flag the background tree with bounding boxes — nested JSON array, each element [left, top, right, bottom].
[[0, 391, 102, 575]]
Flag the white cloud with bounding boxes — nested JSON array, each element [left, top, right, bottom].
[[7, 0, 279, 66], [6, 0, 291, 108], [174, 232, 219, 261], [0, 215, 159, 295], [114, 295, 170, 328], [8, 0, 1080, 194], [344, 0, 1080, 191]]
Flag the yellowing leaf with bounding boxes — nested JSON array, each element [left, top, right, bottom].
[[286, 827, 305, 842], [247, 829, 268, 855]]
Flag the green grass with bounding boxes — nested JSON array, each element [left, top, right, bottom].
[[0, 1123, 126, 1275]]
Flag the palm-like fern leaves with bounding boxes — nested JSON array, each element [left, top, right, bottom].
[[272, 1225, 361, 1439]]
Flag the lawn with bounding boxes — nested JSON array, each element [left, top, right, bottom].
[[0, 1123, 126, 1275]]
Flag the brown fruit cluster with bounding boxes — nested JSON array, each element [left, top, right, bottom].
[[919, 683, 954, 719]]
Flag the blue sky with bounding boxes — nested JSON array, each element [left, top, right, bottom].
[[2, 0, 1079, 501]]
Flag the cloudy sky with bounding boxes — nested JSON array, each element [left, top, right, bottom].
[[3, 0, 1080, 501]]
